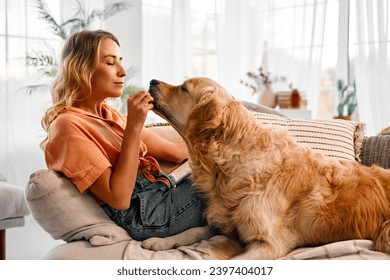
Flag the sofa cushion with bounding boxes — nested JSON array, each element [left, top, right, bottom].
[[0, 182, 30, 220], [25, 169, 131, 246], [360, 135, 390, 169], [253, 112, 365, 161], [146, 125, 184, 174]]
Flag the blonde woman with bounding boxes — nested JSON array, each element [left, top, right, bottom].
[[41, 30, 207, 240]]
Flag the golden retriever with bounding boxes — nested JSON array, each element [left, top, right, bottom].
[[142, 77, 390, 259]]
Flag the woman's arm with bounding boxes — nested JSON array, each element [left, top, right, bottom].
[[88, 91, 154, 210], [142, 128, 188, 164]]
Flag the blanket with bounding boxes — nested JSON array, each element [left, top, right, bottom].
[[122, 236, 390, 260]]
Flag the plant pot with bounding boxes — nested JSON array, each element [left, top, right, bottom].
[[334, 115, 352, 121]]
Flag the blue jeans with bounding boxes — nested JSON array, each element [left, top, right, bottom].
[[102, 173, 208, 241]]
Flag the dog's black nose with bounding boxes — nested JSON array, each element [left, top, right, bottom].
[[150, 79, 160, 86]]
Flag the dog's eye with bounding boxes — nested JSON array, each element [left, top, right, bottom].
[[181, 86, 188, 93]]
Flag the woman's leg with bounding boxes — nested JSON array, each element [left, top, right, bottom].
[[103, 174, 208, 240]]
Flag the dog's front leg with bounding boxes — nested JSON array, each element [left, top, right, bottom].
[[141, 226, 214, 251]]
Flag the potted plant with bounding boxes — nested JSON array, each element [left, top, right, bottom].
[[240, 67, 289, 108], [334, 79, 357, 120]]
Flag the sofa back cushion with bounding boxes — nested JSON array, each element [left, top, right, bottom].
[[360, 135, 390, 169], [25, 169, 131, 246], [253, 112, 365, 162]]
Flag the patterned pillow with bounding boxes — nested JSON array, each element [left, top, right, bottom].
[[360, 135, 390, 168], [253, 112, 366, 161]]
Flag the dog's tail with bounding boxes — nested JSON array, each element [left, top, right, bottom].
[[374, 219, 390, 254], [208, 235, 244, 259]]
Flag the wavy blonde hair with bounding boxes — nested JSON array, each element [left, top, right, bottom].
[[41, 30, 120, 149]]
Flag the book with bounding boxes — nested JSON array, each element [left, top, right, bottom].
[[169, 161, 191, 184]]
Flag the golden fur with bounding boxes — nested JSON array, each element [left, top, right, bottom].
[[379, 127, 390, 135], [144, 77, 390, 259]]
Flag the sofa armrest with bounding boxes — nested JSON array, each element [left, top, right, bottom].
[[360, 135, 390, 169]]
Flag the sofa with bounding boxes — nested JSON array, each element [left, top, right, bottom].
[[25, 102, 390, 260], [0, 181, 31, 260]]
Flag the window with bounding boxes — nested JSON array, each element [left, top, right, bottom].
[[190, 0, 220, 79], [186, 0, 389, 133], [0, 0, 61, 184]]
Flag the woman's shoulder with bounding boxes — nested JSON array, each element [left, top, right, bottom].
[[49, 108, 87, 135], [52, 108, 80, 125]]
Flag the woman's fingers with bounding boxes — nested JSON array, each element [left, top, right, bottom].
[[126, 91, 154, 129], [127, 91, 154, 111], [130, 91, 153, 104]]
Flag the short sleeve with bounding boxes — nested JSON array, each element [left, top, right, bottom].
[[45, 134, 111, 193]]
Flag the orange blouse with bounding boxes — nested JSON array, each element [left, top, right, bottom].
[[44, 104, 151, 193]]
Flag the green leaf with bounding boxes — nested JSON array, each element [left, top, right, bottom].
[[32, 0, 67, 40]]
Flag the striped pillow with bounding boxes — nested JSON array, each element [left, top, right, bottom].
[[253, 112, 366, 161], [146, 124, 185, 174]]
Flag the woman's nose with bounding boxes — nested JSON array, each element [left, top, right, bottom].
[[118, 65, 127, 77]]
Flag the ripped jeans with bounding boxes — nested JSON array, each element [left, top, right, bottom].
[[102, 173, 208, 241]]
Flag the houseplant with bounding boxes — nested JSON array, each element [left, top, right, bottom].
[[241, 67, 294, 108], [25, 0, 131, 95], [241, 67, 282, 108], [334, 79, 357, 120]]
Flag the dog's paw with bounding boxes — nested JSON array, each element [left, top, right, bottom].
[[141, 237, 176, 251]]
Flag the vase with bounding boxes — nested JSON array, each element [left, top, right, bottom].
[[290, 89, 301, 108], [258, 85, 277, 108]]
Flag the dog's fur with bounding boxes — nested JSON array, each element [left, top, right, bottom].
[[142, 77, 390, 259]]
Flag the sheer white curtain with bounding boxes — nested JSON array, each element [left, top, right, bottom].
[[1, 0, 105, 186], [214, 0, 328, 111], [350, 0, 390, 136], [265, 0, 328, 115], [1, 0, 55, 186], [141, 0, 268, 102], [215, 0, 267, 102], [141, 0, 193, 86]]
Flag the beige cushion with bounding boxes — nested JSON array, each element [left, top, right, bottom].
[[25, 169, 131, 246], [253, 112, 366, 161], [147, 124, 184, 174]]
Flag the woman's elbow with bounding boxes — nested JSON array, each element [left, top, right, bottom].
[[172, 142, 188, 163], [110, 198, 130, 210]]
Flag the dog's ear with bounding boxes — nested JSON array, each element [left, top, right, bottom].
[[186, 90, 226, 143]]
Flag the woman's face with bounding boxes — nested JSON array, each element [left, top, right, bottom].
[[90, 38, 126, 101]]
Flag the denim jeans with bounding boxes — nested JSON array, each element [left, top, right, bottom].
[[102, 173, 208, 241]]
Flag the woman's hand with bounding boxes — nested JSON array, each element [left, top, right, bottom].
[[126, 90, 154, 132]]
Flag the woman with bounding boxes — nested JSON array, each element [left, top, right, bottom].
[[41, 29, 207, 240]]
